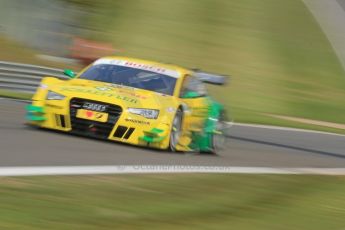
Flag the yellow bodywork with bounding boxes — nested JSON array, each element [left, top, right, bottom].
[[27, 56, 208, 151]]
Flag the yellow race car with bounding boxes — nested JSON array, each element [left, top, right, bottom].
[[26, 57, 228, 153]]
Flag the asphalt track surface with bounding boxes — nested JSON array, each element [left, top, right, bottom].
[[1, 99, 345, 168]]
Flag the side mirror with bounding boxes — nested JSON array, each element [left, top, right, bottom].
[[63, 69, 77, 78], [181, 91, 200, 99]]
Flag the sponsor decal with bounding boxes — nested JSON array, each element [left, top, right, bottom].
[[59, 87, 138, 103], [124, 61, 167, 74], [106, 83, 134, 90], [125, 118, 150, 125], [101, 84, 147, 99], [95, 86, 112, 91], [86, 110, 93, 118], [118, 90, 147, 99], [95, 113, 104, 119], [83, 102, 107, 112]]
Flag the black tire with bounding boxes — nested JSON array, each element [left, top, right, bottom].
[[169, 108, 183, 151], [210, 111, 227, 154]]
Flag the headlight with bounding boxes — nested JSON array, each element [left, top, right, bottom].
[[128, 108, 159, 119], [46, 91, 65, 100]]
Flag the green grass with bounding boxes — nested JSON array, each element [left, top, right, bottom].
[[82, 0, 345, 125], [0, 174, 345, 229]]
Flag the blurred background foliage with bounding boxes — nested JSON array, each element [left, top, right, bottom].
[[1, 0, 345, 130]]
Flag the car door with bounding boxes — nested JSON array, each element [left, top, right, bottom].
[[179, 75, 210, 132]]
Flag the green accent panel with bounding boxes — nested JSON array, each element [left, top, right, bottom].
[[26, 105, 45, 113], [189, 132, 212, 152], [26, 105, 46, 121], [181, 91, 200, 99], [26, 115, 46, 121], [63, 69, 76, 78], [189, 96, 224, 152], [140, 135, 166, 143], [143, 131, 158, 137], [151, 128, 164, 134], [140, 136, 154, 143], [143, 128, 164, 137]]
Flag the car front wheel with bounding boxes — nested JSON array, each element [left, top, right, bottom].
[[169, 108, 183, 151]]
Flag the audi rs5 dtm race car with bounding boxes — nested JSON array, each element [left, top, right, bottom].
[[26, 57, 228, 153]]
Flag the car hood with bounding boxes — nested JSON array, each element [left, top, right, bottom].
[[49, 79, 176, 109]]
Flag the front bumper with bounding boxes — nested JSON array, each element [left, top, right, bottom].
[[26, 98, 171, 149]]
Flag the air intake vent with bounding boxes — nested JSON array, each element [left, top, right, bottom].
[[113, 126, 128, 138], [60, 115, 66, 128], [123, 127, 135, 139], [55, 114, 66, 128]]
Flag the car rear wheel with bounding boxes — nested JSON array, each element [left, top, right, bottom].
[[210, 111, 227, 154], [169, 108, 183, 151]]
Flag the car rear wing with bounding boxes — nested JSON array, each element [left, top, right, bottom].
[[193, 70, 228, 85]]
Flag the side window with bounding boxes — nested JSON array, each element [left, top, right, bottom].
[[180, 75, 207, 98]]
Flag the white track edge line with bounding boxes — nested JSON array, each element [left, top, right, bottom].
[[1, 166, 345, 176], [233, 123, 345, 137]]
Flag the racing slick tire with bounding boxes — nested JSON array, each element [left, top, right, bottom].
[[169, 108, 183, 152], [209, 111, 227, 154]]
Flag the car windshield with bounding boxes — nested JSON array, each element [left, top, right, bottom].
[[79, 64, 177, 95]]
